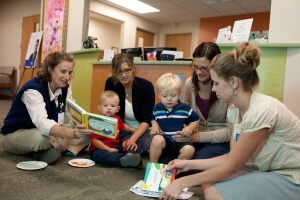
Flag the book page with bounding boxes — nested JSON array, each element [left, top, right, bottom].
[[65, 99, 86, 125], [66, 99, 118, 139], [82, 113, 118, 139]]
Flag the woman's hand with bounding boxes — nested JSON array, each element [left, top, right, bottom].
[[172, 132, 200, 143], [73, 124, 92, 138], [159, 179, 185, 200], [122, 138, 138, 151], [158, 159, 191, 199], [168, 159, 190, 175]]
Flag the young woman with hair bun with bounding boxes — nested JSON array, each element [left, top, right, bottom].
[[159, 42, 300, 200]]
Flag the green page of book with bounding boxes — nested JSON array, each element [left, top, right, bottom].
[[82, 113, 118, 139]]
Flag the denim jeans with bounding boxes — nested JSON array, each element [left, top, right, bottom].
[[162, 142, 230, 178], [90, 145, 136, 167]]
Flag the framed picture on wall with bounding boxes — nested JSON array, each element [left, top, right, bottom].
[[42, 0, 69, 62]]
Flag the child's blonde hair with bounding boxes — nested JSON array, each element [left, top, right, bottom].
[[99, 90, 120, 105], [156, 73, 182, 93]]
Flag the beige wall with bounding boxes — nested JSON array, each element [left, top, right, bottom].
[[88, 18, 121, 52], [269, 0, 300, 118], [269, 0, 300, 43], [89, 1, 161, 49], [66, 0, 90, 52]]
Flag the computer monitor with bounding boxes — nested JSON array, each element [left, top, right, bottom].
[[144, 47, 177, 61], [121, 47, 143, 59]]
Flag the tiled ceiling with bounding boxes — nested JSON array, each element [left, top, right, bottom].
[[95, 0, 272, 24]]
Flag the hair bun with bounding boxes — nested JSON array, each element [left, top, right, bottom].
[[233, 42, 261, 70]]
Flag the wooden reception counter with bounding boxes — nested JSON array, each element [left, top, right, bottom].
[[70, 43, 300, 117], [89, 60, 193, 113]]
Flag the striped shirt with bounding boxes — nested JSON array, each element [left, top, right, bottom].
[[152, 100, 199, 141]]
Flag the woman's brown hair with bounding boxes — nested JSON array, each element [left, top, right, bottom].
[[111, 53, 137, 85], [192, 42, 221, 112], [37, 51, 74, 83]]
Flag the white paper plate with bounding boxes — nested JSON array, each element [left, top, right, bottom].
[[16, 161, 48, 170], [68, 158, 95, 168]]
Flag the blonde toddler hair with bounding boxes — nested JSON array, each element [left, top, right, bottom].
[[156, 73, 182, 94], [99, 90, 120, 105]]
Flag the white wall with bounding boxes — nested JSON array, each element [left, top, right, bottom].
[[269, 0, 300, 117], [269, 0, 300, 43], [89, 1, 200, 57], [90, 1, 161, 48], [283, 48, 300, 118], [89, 18, 121, 51], [66, 0, 90, 52]]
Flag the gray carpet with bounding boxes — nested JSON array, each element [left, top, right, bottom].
[[0, 99, 204, 200]]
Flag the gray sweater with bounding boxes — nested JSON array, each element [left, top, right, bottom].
[[183, 76, 231, 143]]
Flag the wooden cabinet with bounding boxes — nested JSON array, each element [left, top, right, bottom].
[[90, 61, 193, 113]]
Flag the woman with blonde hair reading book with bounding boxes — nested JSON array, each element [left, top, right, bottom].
[[1, 52, 91, 164]]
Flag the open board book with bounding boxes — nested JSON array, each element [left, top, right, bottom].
[[130, 162, 194, 199], [65, 99, 118, 139], [142, 162, 176, 192]]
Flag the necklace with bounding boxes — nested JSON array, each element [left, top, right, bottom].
[[126, 94, 129, 99]]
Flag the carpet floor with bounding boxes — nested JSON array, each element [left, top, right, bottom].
[[0, 99, 204, 199]]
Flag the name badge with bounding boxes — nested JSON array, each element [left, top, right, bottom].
[[58, 112, 64, 125], [233, 124, 241, 142]]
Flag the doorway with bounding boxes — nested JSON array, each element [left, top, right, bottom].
[[135, 28, 154, 60], [19, 14, 40, 90], [166, 33, 192, 58]]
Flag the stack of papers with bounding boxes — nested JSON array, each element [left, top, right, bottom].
[[130, 180, 194, 199]]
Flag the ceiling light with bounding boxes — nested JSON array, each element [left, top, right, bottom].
[[108, 0, 160, 14], [205, 0, 231, 4]]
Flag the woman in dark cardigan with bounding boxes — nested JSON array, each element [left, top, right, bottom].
[[105, 53, 155, 154]]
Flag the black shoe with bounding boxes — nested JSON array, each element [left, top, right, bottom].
[[33, 148, 61, 165], [120, 154, 141, 167]]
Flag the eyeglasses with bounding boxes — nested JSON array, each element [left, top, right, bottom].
[[118, 68, 132, 76], [190, 62, 209, 72]]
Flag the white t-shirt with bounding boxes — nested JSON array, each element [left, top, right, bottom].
[[227, 92, 300, 184], [21, 83, 73, 136], [124, 99, 140, 129]]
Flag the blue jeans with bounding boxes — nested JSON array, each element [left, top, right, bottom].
[[162, 142, 230, 177], [193, 142, 230, 159], [90, 145, 136, 167]]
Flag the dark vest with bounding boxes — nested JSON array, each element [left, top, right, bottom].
[[1, 77, 67, 135]]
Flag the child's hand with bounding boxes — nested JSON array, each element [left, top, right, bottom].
[[177, 126, 193, 137], [150, 128, 163, 136], [150, 121, 163, 136]]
